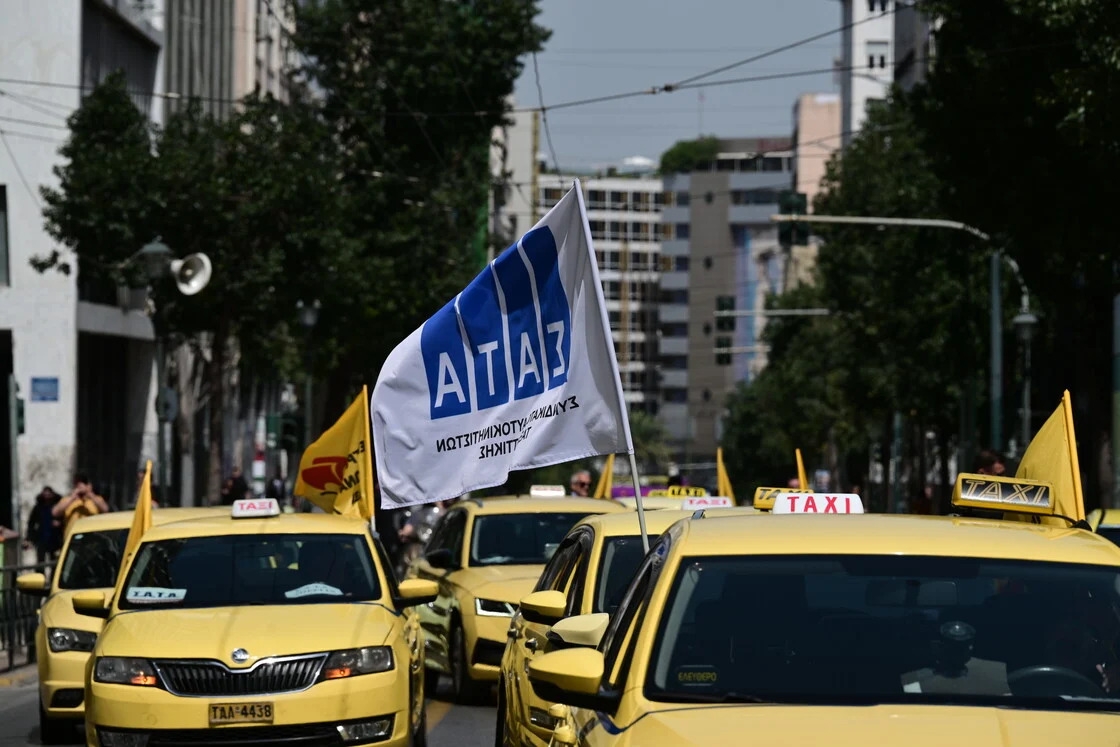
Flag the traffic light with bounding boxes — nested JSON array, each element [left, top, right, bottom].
[[715, 336, 732, 366], [715, 295, 736, 332], [778, 190, 809, 248], [280, 415, 302, 452]]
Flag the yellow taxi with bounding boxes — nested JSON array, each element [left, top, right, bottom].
[[74, 498, 438, 747], [499, 506, 757, 747], [405, 490, 624, 703], [612, 486, 736, 512], [15, 506, 227, 744], [528, 480, 1120, 745], [1087, 509, 1120, 547]]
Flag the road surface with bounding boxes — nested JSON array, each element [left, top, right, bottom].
[[0, 674, 496, 746]]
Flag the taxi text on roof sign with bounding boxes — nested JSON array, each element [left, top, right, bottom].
[[681, 496, 733, 510], [951, 473, 1055, 516], [772, 492, 864, 514], [232, 498, 281, 518], [752, 487, 783, 511], [648, 485, 709, 498], [529, 484, 567, 498]]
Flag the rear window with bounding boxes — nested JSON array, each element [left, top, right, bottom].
[[119, 533, 380, 609], [58, 529, 129, 590]]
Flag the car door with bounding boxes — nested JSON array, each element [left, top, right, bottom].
[[510, 528, 593, 736], [412, 508, 467, 671]]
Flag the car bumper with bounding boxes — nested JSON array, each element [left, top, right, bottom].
[[39, 648, 90, 718], [86, 672, 411, 746], [468, 615, 512, 681]]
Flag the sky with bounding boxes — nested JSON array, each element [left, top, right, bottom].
[[512, 0, 842, 172]]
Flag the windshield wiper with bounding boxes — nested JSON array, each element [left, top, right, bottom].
[[668, 691, 773, 704]]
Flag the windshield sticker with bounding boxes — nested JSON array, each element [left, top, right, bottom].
[[675, 665, 719, 688], [126, 587, 187, 603], [285, 583, 343, 599]]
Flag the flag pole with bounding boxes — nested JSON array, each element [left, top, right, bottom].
[[628, 452, 650, 553]]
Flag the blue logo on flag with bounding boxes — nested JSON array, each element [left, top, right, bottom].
[[420, 227, 572, 420]]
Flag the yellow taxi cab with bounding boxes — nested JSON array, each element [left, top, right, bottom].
[[1086, 509, 1120, 547], [612, 486, 736, 512], [527, 479, 1120, 745], [75, 498, 438, 747], [498, 505, 757, 747], [405, 490, 625, 703], [15, 506, 227, 744]]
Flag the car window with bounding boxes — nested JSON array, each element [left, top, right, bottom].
[[534, 532, 584, 593], [594, 535, 647, 614], [58, 529, 129, 589], [372, 534, 400, 599], [469, 512, 590, 567], [119, 533, 381, 609], [1097, 527, 1120, 548], [600, 533, 672, 688], [645, 554, 1120, 708]]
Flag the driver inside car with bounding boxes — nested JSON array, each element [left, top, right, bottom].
[[1043, 585, 1120, 694]]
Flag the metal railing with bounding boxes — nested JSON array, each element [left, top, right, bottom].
[[0, 561, 53, 672]]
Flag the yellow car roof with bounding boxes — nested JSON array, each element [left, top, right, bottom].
[[136, 511, 368, 542], [1090, 508, 1120, 528], [575, 507, 758, 538], [457, 496, 627, 515], [66, 506, 228, 533], [675, 513, 1120, 566]]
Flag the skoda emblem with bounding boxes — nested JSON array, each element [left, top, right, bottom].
[[231, 648, 250, 664]]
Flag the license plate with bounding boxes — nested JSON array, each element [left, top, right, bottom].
[[208, 702, 274, 726]]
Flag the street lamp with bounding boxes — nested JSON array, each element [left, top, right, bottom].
[[297, 299, 321, 450], [1013, 305, 1039, 454]]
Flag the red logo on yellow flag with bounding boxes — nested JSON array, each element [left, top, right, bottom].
[[294, 386, 375, 519]]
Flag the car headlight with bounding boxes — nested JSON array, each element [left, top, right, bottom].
[[94, 657, 160, 686], [320, 647, 394, 680], [47, 627, 97, 653], [475, 598, 517, 617]]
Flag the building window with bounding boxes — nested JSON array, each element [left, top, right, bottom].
[[676, 191, 690, 207], [660, 289, 689, 304], [661, 323, 688, 338], [663, 388, 688, 403], [674, 256, 690, 271], [0, 186, 8, 285], [867, 41, 889, 70], [675, 223, 690, 240], [588, 189, 606, 209], [542, 187, 562, 208]]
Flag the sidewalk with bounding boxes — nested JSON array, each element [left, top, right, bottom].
[[0, 663, 36, 688]]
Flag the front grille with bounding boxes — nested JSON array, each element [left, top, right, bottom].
[[153, 654, 327, 697], [101, 716, 394, 746]]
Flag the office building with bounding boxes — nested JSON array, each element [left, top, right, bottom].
[[893, 2, 937, 91], [838, 0, 895, 144], [789, 93, 841, 287], [659, 138, 793, 467]]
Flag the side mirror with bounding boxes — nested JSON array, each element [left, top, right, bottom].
[[545, 613, 609, 650], [394, 578, 439, 608], [519, 590, 566, 626], [15, 572, 48, 597], [528, 648, 619, 713], [425, 548, 455, 570], [72, 591, 110, 619]]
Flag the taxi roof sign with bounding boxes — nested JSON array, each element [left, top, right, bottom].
[[232, 498, 281, 519], [951, 473, 1055, 516], [752, 487, 783, 511], [681, 496, 734, 510], [529, 485, 566, 498], [772, 492, 864, 515], [648, 485, 709, 498]]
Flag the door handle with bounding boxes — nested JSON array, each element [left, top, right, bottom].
[[525, 638, 538, 652]]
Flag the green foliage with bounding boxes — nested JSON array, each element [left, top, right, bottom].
[[659, 136, 721, 175], [628, 409, 670, 472]]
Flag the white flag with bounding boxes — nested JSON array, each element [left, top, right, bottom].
[[371, 181, 634, 508]]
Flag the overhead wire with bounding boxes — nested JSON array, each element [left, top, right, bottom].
[[532, 51, 561, 173]]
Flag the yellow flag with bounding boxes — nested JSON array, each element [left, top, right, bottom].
[[1013, 389, 1085, 524], [593, 454, 615, 499], [115, 460, 153, 589], [294, 386, 376, 519], [716, 447, 736, 502], [796, 449, 810, 491]]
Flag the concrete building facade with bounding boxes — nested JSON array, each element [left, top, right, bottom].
[[838, 0, 895, 145], [538, 174, 663, 415], [659, 138, 793, 469], [789, 92, 842, 287], [0, 0, 169, 558]]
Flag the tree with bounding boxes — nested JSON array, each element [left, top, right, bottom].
[[628, 409, 670, 473], [659, 136, 721, 174], [911, 1, 1120, 500], [286, 0, 551, 413], [37, 77, 351, 500]]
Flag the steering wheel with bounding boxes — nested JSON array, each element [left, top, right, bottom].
[[1007, 664, 1105, 698]]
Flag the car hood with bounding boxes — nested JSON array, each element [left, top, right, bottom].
[[620, 703, 1120, 745], [453, 564, 544, 604], [99, 603, 399, 663]]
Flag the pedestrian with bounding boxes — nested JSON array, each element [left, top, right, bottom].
[[569, 470, 591, 497], [24, 486, 62, 563], [52, 472, 110, 534], [224, 466, 250, 505], [974, 449, 1006, 476]]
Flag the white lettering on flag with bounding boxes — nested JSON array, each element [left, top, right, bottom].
[[371, 182, 634, 508]]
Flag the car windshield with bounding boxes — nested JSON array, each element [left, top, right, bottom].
[[470, 513, 592, 566], [118, 533, 381, 609], [58, 529, 130, 589], [1097, 528, 1120, 548], [595, 535, 646, 614], [647, 554, 1120, 710]]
